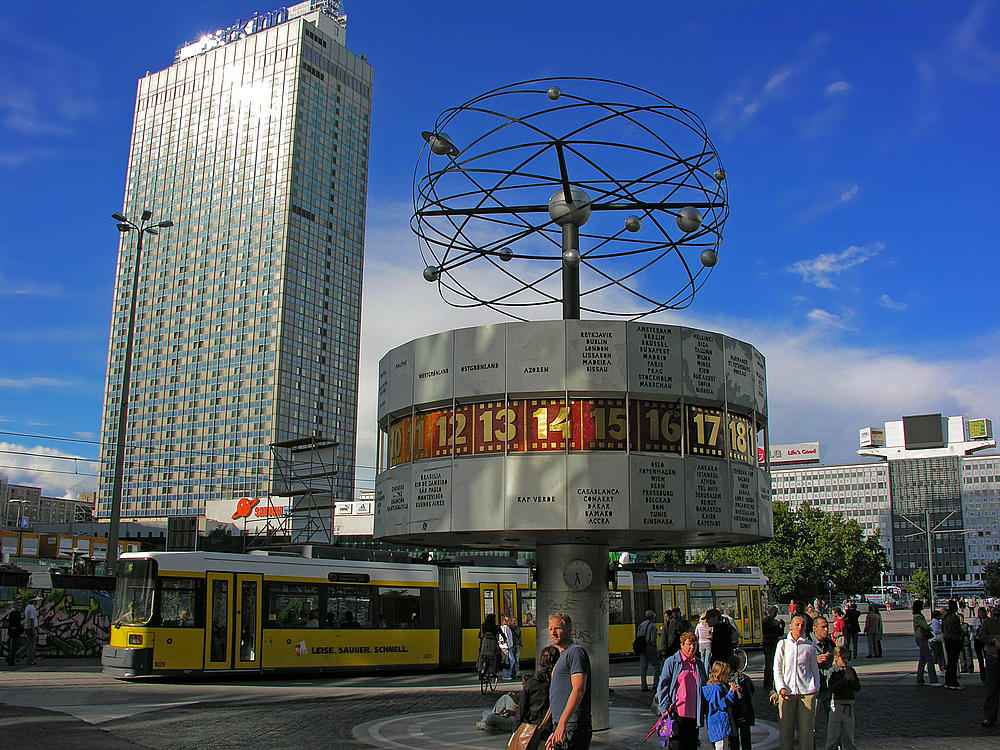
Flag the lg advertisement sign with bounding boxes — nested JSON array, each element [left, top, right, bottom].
[[758, 441, 821, 466]]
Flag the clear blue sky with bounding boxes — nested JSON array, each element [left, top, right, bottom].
[[2, 1, 999, 497]]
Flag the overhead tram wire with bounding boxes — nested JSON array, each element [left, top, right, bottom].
[[0, 429, 383, 472]]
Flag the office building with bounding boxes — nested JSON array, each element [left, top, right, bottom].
[[1, 479, 95, 528], [96, 1, 372, 532], [770, 414, 997, 587]]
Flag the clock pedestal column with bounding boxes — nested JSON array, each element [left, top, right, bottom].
[[535, 543, 610, 732]]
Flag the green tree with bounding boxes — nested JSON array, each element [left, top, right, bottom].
[[983, 561, 1000, 598], [907, 568, 931, 602], [692, 502, 888, 602], [645, 549, 687, 566]]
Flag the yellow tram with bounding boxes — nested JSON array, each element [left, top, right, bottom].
[[102, 551, 767, 677]]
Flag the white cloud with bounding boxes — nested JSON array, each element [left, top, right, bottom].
[[949, 0, 1000, 81], [825, 81, 851, 95], [806, 308, 852, 330], [788, 242, 882, 288], [0, 275, 62, 297], [0, 376, 75, 389], [879, 293, 908, 312], [797, 184, 861, 223], [0, 441, 96, 499], [72, 431, 97, 440], [839, 185, 859, 203]]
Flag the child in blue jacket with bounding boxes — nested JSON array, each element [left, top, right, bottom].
[[701, 660, 740, 749]]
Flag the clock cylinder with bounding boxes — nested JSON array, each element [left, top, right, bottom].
[[535, 542, 610, 731]]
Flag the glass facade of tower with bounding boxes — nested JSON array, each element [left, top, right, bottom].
[[97, 9, 371, 521]]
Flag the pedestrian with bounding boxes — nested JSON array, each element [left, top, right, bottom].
[[478, 613, 501, 678], [729, 654, 756, 750], [942, 600, 964, 690], [509, 615, 522, 679], [708, 608, 734, 669], [974, 606, 989, 682], [911, 600, 939, 686], [5, 607, 24, 666], [762, 605, 785, 692], [843, 603, 861, 661], [982, 606, 1000, 728], [658, 609, 676, 661], [863, 604, 882, 658], [657, 631, 708, 750], [960, 613, 975, 674], [696, 610, 713, 673], [812, 615, 835, 729], [636, 609, 660, 693], [930, 610, 946, 671], [500, 615, 514, 679], [701, 660, 739, 750], [773, 614, 821, 750], [545, 612, 592, 750], [830, 608, 845, 649], [825, 647, 861, 750], [23, 598, 39, 666], [793, 601, 813, 636]]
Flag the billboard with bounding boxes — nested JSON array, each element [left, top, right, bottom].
[[761, 442, 821, 466], [859, 426, 886, 448], [966, 417, 994, 441], [903, 414, 947, 450], [204, 496, 289, 533]]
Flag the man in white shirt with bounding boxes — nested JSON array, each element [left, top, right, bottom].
[[23, 598, 40, 665], [773, 614, 821, 750]]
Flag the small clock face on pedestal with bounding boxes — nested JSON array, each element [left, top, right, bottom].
[[563, 559, 594, 591]]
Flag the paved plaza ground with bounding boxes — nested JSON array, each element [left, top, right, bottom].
[[1, 635, 996, 749]]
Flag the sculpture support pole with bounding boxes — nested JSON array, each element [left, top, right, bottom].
[[536, 543, 610, 731], [562, 223, 580, 320]]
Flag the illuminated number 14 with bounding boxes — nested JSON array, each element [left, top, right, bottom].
[[533, 407, 570, 440]]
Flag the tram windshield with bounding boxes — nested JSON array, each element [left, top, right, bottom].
[[112, 559, 156, 626]]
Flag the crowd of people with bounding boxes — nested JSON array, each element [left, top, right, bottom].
[[3, 596, 40, 667]]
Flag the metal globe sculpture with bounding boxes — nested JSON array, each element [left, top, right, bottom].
[[412, 76, 730, 320]]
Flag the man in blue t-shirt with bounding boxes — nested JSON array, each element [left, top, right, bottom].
[[546, 612, 592, 750]]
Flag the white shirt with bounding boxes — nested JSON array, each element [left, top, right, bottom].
[[499, 624, 512, 654], [773, 635, 820, 696], [695, 620, 713, 647], [24, 603, 38, 629]]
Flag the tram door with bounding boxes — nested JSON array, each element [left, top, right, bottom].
[[205, 572, 263, 670], [479, 583, 517, 627], [737, 586, 752, 643], [660, 584, 689, 621]]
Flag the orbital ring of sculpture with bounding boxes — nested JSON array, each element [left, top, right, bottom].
[[411, 76, 729, 320]]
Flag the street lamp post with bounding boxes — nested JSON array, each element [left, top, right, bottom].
[[9, 498, 25, 558], [105, 210, 172, 569], [899, 510, 978, 608]]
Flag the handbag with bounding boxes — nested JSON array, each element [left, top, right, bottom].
[[644, 704, 676, 747], [507, 708, 552, 750]]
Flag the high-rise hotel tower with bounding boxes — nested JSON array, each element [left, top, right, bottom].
[[97, 1, 371, 525]]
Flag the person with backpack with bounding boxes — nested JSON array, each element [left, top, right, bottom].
[[5, 608, 24, 666], [635, 609, 660, 693], [708, 609, 734, 669], [509, 615, 522, 680]]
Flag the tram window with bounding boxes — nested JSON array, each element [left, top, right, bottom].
[[518, 590, 536, 628], [621, 589, 633, 624], [265, 583, 321, 628], [378, 587, 421, 628], [112, 559, 155, 626], [325, 584, 373, 628], [159, 577, 203, 627], [607, 591, 623, 624], [688, 591, 714, 619], [461, 588, 480, 629], [714, 589, 739, 620]]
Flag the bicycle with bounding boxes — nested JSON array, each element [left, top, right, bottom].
[[478, 654, 500, 694]]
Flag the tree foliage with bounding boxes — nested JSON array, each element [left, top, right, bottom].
[[692, 502, 889, 601], [645, 549, 687, 566], [984, 561, 1000, 598], [906, 568, 931, 602]]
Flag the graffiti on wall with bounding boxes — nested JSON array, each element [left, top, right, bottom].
[[1, 587, 112, 658]]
